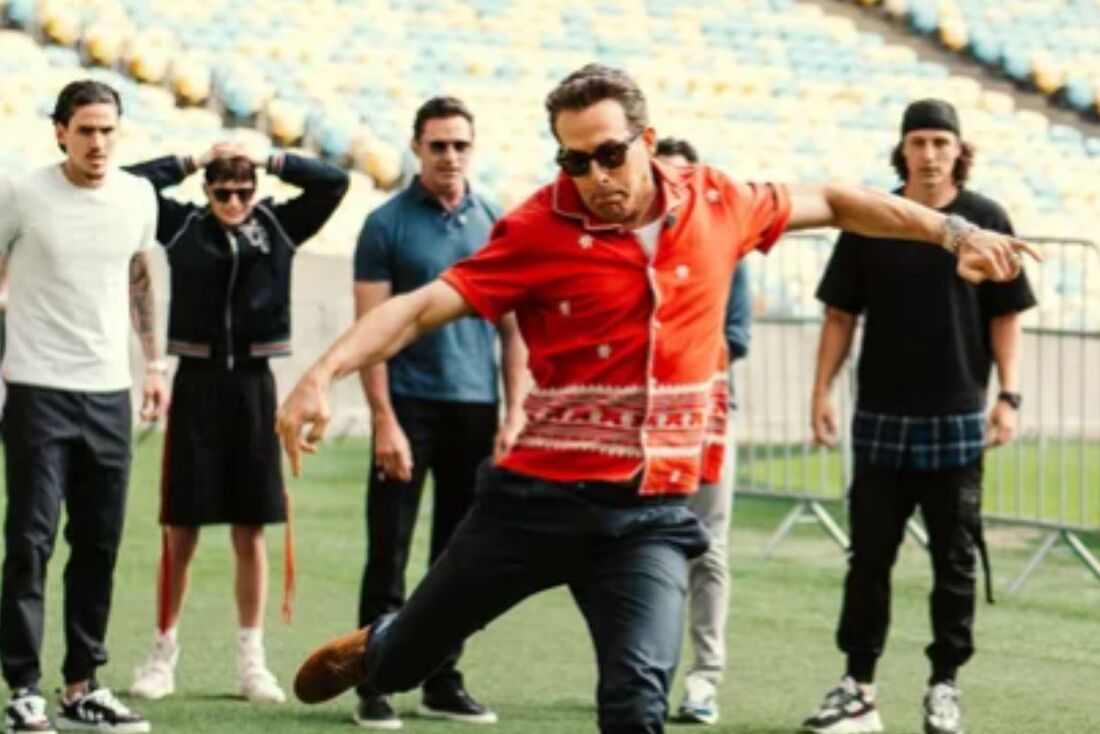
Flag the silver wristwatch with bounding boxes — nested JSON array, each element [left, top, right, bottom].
[[941, 214, 977, 254]]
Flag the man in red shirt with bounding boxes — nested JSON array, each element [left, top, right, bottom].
[[276, 65, 1036, 734]]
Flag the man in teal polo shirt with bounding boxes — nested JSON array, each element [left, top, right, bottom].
[[351, 95, 526, 729]]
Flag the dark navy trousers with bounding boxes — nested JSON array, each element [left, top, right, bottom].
[[362, 461, 709, 734]]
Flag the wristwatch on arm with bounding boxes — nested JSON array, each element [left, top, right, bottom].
[[997, 391, 1022, 410]]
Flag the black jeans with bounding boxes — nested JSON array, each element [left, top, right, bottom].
[[360, 462, 709, 734], [358, 397, 497, 694], [1, 384, 131, 688], [837, 462, 983, 683]]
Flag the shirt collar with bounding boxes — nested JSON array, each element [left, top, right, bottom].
[[549, 158, 689, 232], [409, 176, 475, 213]]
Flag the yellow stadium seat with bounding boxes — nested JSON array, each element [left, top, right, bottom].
[[939, 20, 969, 52], [883, 0, 909, 19], [82, 21, 129, 66], [267, 99, 307, 147], [1032, 56, 1065, 95], [171, 57, 212, 106], [41, 4, 81, 47]]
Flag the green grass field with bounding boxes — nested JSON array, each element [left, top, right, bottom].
[[3, 437, 1099, 733]]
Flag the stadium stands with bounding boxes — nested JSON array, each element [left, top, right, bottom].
[[1, 0, 1098, 324], [852, 0, 1100, 121]]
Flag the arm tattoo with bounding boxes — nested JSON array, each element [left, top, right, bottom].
[[129, 252, 159, 360]]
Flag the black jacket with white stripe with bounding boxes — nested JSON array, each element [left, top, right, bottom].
[[127, 153, 348, 367]]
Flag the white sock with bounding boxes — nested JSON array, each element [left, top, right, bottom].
[[237, 627, 263, 650], [159, 627, 178, 645]]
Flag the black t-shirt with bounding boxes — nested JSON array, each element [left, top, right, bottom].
[[815, 188, 1037, 415]]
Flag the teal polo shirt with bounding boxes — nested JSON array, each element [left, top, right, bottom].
[[354, 178, 502, 404]]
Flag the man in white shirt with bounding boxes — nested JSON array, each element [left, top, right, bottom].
[[0, 80, 166, 734]]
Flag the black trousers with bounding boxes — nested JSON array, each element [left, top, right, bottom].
[[1, 384, 131, 688], [362, 463, 709, 734], [358, 397, 497, 693], [837, 462, 983, 683]]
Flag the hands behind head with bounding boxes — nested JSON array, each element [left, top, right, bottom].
[[955, 230, 1042, 284], [196, 141, 266, 170]]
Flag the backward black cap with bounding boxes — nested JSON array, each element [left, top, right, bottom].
[[900, 98, 960, 138]]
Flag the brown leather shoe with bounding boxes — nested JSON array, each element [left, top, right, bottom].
[[293, 626, 371, 703]]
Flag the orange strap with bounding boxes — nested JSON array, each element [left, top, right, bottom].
[[156, 421, 173, 634], [281, 488, 295, 624], [156, 527, 172, 633]]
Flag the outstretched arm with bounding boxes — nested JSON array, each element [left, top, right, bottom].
[[276, 279, 473, 475], [786, 182, 1040, 283]]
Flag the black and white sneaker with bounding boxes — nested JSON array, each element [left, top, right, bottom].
[[353, 695, 402, 730], [801, 677, 883, 734], [923, 681, 963, 734], [4, 689, 55, 734], [56, 687, 149, 733], [418, 684, 497, 724]]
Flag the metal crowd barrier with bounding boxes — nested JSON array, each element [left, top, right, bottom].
[[735, 234, 1100, 591]]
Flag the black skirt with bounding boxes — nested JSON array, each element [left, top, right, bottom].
[[160, 359, 286, 526]]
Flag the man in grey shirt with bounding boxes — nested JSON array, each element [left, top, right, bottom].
[[0, 80, 166, 734]]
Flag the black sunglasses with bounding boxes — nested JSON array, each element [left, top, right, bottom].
[[211, 187, 255, 204], [427, 140, 472, 154], [556, 131, 641, 177]]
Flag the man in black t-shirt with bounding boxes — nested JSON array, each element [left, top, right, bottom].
[[800, 100, 1036, 734]]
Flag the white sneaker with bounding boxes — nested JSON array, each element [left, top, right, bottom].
[[677, 675, 719, 725], [56, 686, 149, 733], [923, 681, 963, 734], [129, 633, 178, 700], [237, 643, 285, 704], [801, 677, 884, 734], [3, 689, 55, 733]]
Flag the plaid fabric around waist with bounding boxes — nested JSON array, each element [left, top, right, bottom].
[[852, 410, 985, 471]]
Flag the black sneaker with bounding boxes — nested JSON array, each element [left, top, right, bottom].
[[4, 688, 55, 734], [418, 684, 497, 724], [56, 686, 149, 733], [801, 677, 883, 734], [353, 695, 401, 730]]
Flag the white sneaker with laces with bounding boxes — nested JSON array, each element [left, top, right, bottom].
[[3, 690, 55, 734], [56, 686, 149, 733], [129, 633, 178, 700], [677, 675, 719, 725], [237, 643, 285, 704], [801, 676, 884, 734], [923, 681, 963, 734]]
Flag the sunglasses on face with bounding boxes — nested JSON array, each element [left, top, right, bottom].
[[427, 140, 472, 154], [556, 130, 641, 177], [210, 187, 255, 204]]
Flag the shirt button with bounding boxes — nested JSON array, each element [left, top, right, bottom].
[[578, 234, 594, 249], [670, 469, 681, 482], [652, 320, 662, 329], [675, 264, 690, 279], [706, 188, 720, 203], [558, 300, 571, 315], [597, 344, 612, 359]]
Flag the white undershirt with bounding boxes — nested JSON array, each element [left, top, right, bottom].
[[0, 165, 157, 391], [633, 218, 662, 259]]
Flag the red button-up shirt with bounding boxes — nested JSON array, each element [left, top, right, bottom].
[[442, 162, 791, 496]]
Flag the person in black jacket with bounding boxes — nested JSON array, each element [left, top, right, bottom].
[[125, 143, 348, 704]]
